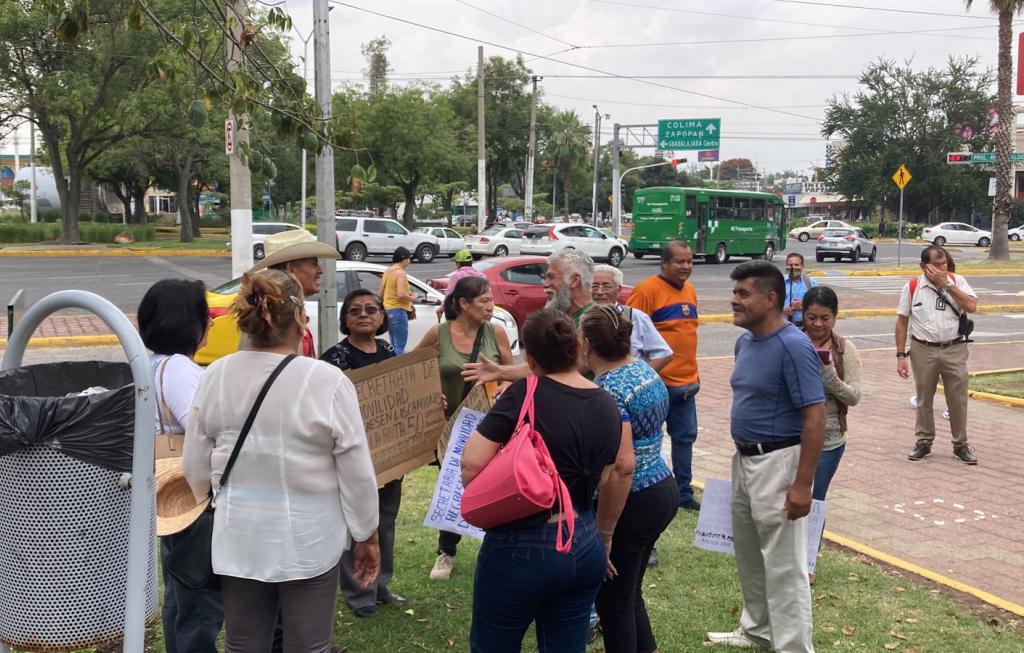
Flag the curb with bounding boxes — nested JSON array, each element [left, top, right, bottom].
[[0, 249, 228, 257], [690, 479, 1024, 617], [936, 383, 1024, 409], [969, 367, 1024, 378], [839, 268, 1024, 277], [0, 335, 122, 349]]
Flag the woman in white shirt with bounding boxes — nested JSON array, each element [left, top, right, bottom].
[[183, 269, 381, 653], [139, 279, 221, 653]]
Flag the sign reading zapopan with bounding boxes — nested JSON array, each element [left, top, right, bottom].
[[344, 347, 445, 486]]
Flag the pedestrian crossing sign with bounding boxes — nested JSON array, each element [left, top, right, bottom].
[[892, 164, 912, 190]]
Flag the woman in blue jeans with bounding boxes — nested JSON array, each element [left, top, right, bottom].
[[802, 286, 862, 582], [461, 309, 635, 653], [381, 247, 416, 354]]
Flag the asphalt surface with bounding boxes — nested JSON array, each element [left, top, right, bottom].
[[0, 238, 1018, 316]]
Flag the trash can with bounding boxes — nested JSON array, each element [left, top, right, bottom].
[[0, 291, 157, 653]]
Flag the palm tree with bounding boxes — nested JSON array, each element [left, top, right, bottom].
[[966, 0, 1024, 260], [546, 110, 590, 219]]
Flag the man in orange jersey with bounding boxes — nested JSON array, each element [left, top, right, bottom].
[[626, 240, 700, 511]]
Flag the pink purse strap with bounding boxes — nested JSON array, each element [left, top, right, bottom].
[[517, 376, 575, 553]]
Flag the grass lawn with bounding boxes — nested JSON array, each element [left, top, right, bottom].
[[106, 236, 228, 250], [970, 371, 1024, 400]]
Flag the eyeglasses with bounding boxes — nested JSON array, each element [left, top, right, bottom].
[[346, 306, 381, 317], [591, 283, 618, 291]]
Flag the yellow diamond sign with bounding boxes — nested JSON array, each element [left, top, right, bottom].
[[892, 164, 912, 190]]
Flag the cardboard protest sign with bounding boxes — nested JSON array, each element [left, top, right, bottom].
[[424, 407, 486, 540], [694, 478, 828, 574], [344, 347, 445, 486], [435, 382, 496, 463]]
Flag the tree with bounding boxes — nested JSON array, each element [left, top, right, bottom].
[[545, 110, 590, 218], [1, 181, 30, 220], [823, 58, 994, 223], [87, 137, 156, 224], [964, 0, 1022, 260], [362, 35, 391, 94], [719, 158, 756, 181]]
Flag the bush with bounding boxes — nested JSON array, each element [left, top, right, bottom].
[[79, 223, 155, 243], [0, 223, 61, 242], [0, 222, 154, 244], [0, 210, 26, 224]]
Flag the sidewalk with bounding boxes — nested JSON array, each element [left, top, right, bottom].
[[691, 341, 1024, 613]]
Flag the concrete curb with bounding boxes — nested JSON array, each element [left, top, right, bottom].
[[839, 268, 1024, 277], [0, 249, 227, 257], [0, 335, 122, 349], [968, 389, 1024, 408]]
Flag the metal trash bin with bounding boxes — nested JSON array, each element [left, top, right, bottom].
[[0, 291, 156, 653]]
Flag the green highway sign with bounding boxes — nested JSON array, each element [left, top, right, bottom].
[[946, 151, 1024, 164], [658, 118, 721, 150]]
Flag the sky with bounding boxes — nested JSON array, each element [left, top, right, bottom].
[[278, 0, 1009, 175]]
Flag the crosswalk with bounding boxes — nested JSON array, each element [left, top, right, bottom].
[[815, 276, 1018, 298]]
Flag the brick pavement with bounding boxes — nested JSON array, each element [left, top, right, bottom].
[[690, 340, 1024, 609]]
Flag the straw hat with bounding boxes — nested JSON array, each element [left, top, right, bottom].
[[155, 457, 210, 536], [249, 228, 340, 272]]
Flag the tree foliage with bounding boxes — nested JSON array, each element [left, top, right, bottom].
[[822, 57, 995, 222]]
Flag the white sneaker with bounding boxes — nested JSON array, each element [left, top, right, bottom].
[[943, 408, 950, 420], [429, 552, 455, 580], [910, 395, 918, 408], [706, 629, 766, 648]]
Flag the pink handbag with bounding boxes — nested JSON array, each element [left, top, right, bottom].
[[461, 376, 575, 553]]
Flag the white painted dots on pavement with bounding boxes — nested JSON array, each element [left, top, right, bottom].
[[882, 499, 997, 527]]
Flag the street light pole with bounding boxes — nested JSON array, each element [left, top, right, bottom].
[[295, 27, 313, 230], [591, 105, 601, 226], [523, 75, 540, 222], [477, 46, 487, 231], [313, 0, 336, 355], [615, 160, 675, 230], [611, 122, 621, 237]]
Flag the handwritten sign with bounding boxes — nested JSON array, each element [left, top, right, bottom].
[[423, 407, 486, 540], [435, 382, 496, 462], [694, 478, 828, 574], [345, 347, 445, 486]]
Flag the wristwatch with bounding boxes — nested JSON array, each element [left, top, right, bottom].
[[896, 352, 909, 359]]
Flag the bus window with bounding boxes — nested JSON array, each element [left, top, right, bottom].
[[751, 199, 766, 221], [713, 196, 734, 220], [685, 195, 696, 217]]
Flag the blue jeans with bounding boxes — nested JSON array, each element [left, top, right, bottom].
[[386, 308, 410, 354], [812, 443, 846, 502], [160, 538, 223, 653], [471, 511, 606, 653], [666, 383, 700, 504]]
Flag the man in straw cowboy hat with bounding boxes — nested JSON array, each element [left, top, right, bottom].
[[247, 228, 340, 358]]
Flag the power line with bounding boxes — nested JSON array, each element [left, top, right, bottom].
[[454, 0, 580, 50], [305, 73, 861, 81], [767, 0, 998, 20], [545, 93, 827, 110]]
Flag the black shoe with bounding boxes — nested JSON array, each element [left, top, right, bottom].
[[954, 445, 978, 465], [376, 592, 407, 605], [908, 442, 932, 461], [681, 499, 702, 511], [647, 547, 659, 567], [352, 605, 378, 619]]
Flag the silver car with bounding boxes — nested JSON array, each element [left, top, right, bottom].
[[815, 227, 877, 263]]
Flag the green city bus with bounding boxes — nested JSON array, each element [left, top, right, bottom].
[[628, 187, 786, 263]]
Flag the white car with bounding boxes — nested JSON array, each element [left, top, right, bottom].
[[1008, 225, 1023, 241], [599, 228, 630, 255], [464, 226, 523, 258], [921, 222, 992, 247], [521, 223, 628, 267], [414, 226, 465, 256], [226, 222, 306, 259], [788, 219, 854, 242], [334, 216, 440, 263]]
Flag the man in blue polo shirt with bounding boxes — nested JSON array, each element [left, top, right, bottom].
[[707, 260, 825, 653], [783, 252, 816, 328]]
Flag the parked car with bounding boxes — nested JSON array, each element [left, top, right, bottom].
[[788, 218, 854, 242], [195, 261, 520, 365], [464, 226, 523, 258], [414, 226, 465, 256], [921, 222, 992, 247], [335, 216, 439, 263], [226, 222, 305, 260], [427, 256, 632, 329], [520, 223, 628, 267], [1009, 225, 1023, 241], [815, 227, 877, 263]]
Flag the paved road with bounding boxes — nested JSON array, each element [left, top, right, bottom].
[[0, 239, 1019, 317]]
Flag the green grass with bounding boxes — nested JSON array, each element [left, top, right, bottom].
[[45, 467, 1023, 652], [106, 236, 228, 250], [970, 371, 1024, 399]]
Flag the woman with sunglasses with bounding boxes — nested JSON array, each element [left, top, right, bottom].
[[320, 289, 406, 619]]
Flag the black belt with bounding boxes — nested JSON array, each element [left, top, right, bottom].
[[735, 436, 802, 457], [912, 337, 964, 349]]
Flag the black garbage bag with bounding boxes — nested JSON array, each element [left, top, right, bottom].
[[0, 361, 136, 472]]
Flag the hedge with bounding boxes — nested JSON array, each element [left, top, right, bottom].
[[0, 223, 155, 244]]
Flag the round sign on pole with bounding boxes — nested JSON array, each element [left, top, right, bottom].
[[809, 196, 817, 205]]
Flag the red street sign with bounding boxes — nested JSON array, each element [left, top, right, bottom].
[[809, 197, 817, 204], [225, 119, 235, 156]]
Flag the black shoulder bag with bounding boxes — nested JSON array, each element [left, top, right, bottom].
[[926, 286, 974, 342], [166, 354, 296, 590]]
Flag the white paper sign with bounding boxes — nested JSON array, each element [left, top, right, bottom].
[[423, 407, 486, 540], [694, 478, 828, 574]]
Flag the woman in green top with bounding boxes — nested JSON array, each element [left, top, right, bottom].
[[414, 276, 514, 582]]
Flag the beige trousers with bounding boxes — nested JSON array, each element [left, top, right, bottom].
[[731, 446, 815, 653], [909, 339, 969, 446]]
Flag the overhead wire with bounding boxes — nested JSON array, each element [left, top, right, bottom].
[[767, 0, 999, 20]]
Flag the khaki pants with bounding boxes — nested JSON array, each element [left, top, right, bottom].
[[909, 339, 969, 446], [731, 446, 814, 653]]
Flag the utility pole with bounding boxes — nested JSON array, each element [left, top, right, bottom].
[[611, 122, 621, 237], [477, 46, 487, 232], [296, 27, 313, 231], [227, 0, 253, 278], [591, 105, 601, 226], [523, 75, 540, 222], [314, 0, 336, 355], [29, 116, 37, 224]]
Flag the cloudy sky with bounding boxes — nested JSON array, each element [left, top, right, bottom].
[[279, 0, 1008, 174]]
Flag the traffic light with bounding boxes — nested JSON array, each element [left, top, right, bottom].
[[670, 158, 687, 167], [946, 153, 972, 164]]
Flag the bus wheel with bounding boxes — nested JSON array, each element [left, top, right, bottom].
[[712, 243, 729, 264], [633, 252, 645, 259], [753, 243, 775, 261]]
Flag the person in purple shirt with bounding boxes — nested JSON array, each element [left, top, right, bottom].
[[707, 260, 825, 653], [445, 249, 486, 299]]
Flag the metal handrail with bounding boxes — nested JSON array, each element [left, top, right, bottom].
[[0, 290, 154, 653]]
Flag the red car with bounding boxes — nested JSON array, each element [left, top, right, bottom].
[[428, 255, 632, 329]]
